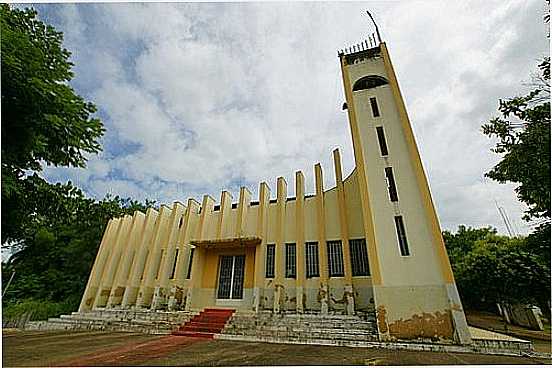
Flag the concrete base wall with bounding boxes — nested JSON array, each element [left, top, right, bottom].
[[373, 284, 463, 342]]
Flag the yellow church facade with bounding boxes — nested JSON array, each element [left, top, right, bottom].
[[79, 41, 472, 344]]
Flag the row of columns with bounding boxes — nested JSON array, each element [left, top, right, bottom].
[[270, 148, 356, 315], [79, 200, 203, 312], [80, 148, 357, 314]]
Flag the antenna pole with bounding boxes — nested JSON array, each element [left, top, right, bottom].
[[366, 10, 382, 43]]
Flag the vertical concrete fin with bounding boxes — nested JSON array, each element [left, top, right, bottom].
[[107, 211, 146, 307], [333, 148, 352, 284], [196, 195, 215, 240], [254, 182, 270, 293], [235, 186, 252, 238], [275, 176, 287, 284], [94, 214, 133, 308], [314, 163, 328, 282], [295, 171, 306, 313], [158, 202, 186, 289], [174, 198, 200, 285], [79, 218, 114, 312], [256, 182, 270, 237], [136, 205, 172, 308], [121, 208, 159, 308], [217, 191, 233, 239], [273, 177, 287, 313]]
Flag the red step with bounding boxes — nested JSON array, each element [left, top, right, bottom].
[[172, 308, 235, 339]]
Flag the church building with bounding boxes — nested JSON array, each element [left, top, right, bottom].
[[78, 37, 472, 344]]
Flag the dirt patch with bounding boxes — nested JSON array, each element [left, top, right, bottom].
[[2, 330, 157, 367], [56, 335, 209, 366], [3, 330, 550, 366]]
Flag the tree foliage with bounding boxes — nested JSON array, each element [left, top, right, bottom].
[[1, 174, 155, 306], [1, 4, 105, 243], [444, 226, 550, 312], [482, 58, 550, 222]]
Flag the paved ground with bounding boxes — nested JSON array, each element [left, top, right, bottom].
[[466, 310, 551, 354], [3, 330, 551, 366]]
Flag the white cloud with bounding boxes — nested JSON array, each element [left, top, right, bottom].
[[40, 1, 549, 235]]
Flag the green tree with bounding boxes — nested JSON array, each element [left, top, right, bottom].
[[1, 4, 104, 244], [444, 226, 550, 312], [1, 174, 155, 310], [482, 57, 550, 222]]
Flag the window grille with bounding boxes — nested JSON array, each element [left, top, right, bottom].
[[285, 243, 296, 278], [305, 242, 320, 278], [231, 255, 245, 299], [370, 97, 380, 117], [186, 248, 195, 279], [376, 126, 389, 156], [349, 239, 370, 276], [266, 244, 275, 278], [327, 240, 344, 277], [385, 167, 399, 202], [394, 216, 410, 256], [217, 256, 233, 299], [170, 248, 179, 279]]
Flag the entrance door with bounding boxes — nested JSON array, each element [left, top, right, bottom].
[[217, 255, 245, 299]]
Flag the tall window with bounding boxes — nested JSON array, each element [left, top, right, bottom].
[[327, 240, 344, 277], [285, 243, 296, 278], [349, 239, 370, 276], [370, 97, 380, 117], [266, 244, 275, 278], [385, 167, 399, 202], [394, 216, 410, 256], [170, 248, 179, 279], [376, 126, 389, 156], [186, 248, 195, 279], [305, 242, 320, 278]]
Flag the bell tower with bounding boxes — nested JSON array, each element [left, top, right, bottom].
[[339, 39, 472, 344]]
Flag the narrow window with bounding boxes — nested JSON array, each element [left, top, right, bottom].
[[170, 248, 179, 279], [155, 250, 164, 280], [385, 167, 399, 202], [285, 243, 296, 278], [266, 244, 275, 278], [186, 248, 195, 279], [376, 126, 389, 156], [370, 97, 380, 117], [305, 242, 320, 278], [394, 216, 410, 256], [349, 239, 370, 276], [327, 240, 344, 277]]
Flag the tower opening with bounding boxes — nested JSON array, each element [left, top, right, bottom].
[[352, 75, 388, 91]]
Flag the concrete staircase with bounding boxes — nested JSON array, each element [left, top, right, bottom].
[[218, 311, 379, 346], [172, 308, 235, 338], [26, 309, 194, 334]]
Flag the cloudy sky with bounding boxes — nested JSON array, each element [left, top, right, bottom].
[[28, 1, 549, 235]]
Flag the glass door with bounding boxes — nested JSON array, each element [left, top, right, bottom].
[[217, 255, 245, 299]]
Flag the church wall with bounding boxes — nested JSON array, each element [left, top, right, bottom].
[[79, 41, 470, 346]]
